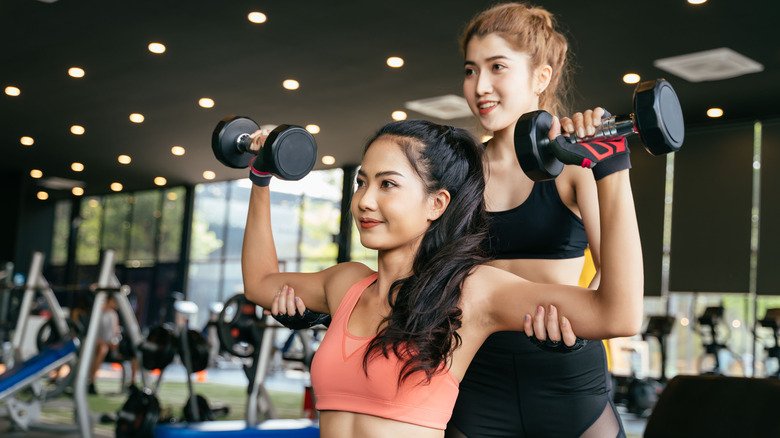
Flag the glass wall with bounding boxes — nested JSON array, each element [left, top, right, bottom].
[[186, 170, 343, 326], [51, 187, 186, 326]]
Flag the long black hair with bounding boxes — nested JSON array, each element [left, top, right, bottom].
[[361, 120, 489, 385]]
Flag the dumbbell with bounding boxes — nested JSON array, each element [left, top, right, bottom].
[[514, 79, 685, 181], [211, 116, 318, 180]]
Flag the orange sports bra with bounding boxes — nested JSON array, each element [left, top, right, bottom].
[[310, 273, 460, 430]]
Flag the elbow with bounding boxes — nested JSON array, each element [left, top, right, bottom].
[[609, 318, 643, 338], [607, 307, 644, 338]]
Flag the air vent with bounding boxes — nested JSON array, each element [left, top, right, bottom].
[[405, 95, 472, 120], [38, 177, 84, 190], [654, 48, 763, 82]]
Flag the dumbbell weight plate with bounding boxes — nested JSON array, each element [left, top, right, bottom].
[[212, 116, 260, 169], [634, 79, 685, 155], [259, 125, 318, 181], [514, 110, 565, 181]]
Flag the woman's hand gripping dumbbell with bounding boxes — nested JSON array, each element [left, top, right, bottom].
[[514, 78, 685, 181]]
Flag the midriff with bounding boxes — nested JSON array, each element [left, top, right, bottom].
[[486, 256, 585, 286], [320, 411, 446, 438]]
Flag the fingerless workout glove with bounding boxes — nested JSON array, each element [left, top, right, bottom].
[[273, 309, 332, 330], [249, 157, 272, 187], [590, 108, 632, 180], [528, 334, 588, 353], [591, 144, 632, 180]]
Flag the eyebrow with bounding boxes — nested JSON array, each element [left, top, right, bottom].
[[357, 169, 406, 178], [464, 55, 511, 66]]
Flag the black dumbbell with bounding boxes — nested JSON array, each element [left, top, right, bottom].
[[212, 116, 318, 181], [514, 79, 685, 181]]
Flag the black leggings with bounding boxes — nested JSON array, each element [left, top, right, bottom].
[[447, 332, 625, 437]]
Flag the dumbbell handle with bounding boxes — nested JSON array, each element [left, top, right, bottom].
[[538, 113, 637, 148], [236, 133, 258, 155]]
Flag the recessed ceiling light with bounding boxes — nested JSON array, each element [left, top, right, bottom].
[[30, 169, 43, 179], [118, 154, 132, 164], [129, 113, 145, 123], [707, 107, 724, 118], [248, 11, 267, 24], [72, 187, 84, 196], [623, 73, 641, 84], [4, 86, 20, 97], [68, 67, 85, 78], [283, 79, 300, 90], [306, 124, 320, 134], [110, 182, 123, 192], [387, 56, 404, 68], [154, 176, 167, 186], [148, 42, 166, 54], [37, 191, 49, 201], [71, 162, 85, 172], [203, 171, 216, 180], [171, 146, 186, 156], [198, 97, 215, 108], [688, 0, 707, 4], [20, 136, 34, 146], [166, 191, 178, 201], [70, 125, 85, 135], [321, 155, 335, 165], [391, 110, 407, 121]]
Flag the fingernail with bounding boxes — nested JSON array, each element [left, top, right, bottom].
[[537, 305, 544, 313], [550, 304, 557, 313], [562, 317, 569, 326], [295, 297, 301, 302], [524, 314, 530, 322]]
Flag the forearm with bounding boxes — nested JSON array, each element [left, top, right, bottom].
[[593, 170, 643, 335], [242, 185, 280, 305]]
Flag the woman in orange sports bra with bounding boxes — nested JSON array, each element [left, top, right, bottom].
[[242, 119, 643, 438]]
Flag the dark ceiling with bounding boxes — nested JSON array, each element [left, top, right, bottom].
[[2, 0, 779, 198]]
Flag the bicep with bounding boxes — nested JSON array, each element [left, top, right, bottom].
[[244, 262, 369, 314], [246, 268, 334, 314]]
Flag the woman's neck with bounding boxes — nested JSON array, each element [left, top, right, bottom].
[[375, 239, 420, 300]]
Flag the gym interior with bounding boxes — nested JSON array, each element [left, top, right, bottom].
[[2, 1, 779, 437]]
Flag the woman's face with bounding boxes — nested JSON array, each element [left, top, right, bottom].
[[463, 33, 546, 134], [351, 137, 443, 252]]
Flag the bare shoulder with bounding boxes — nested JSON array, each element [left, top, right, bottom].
[[322, 262, 376, 313]]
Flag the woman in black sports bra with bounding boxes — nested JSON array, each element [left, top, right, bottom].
[[448, 3, 626, 437]]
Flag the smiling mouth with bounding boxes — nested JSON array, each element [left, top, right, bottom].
[[478, 101, 498, 114], [359, 219, 383, 229]]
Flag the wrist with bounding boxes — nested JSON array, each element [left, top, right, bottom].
[[249, 158, 272, 187], [591, 143, 631, 180]]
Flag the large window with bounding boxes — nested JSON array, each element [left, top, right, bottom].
[[101, 194, 131, 262], [187, 170, 343, 326], [51, 201, 72, 266], [53, 187, 187, 327], [76, 197, 103, 265]]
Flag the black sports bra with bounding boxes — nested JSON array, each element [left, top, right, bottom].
[[484, 179, 588, 259]]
